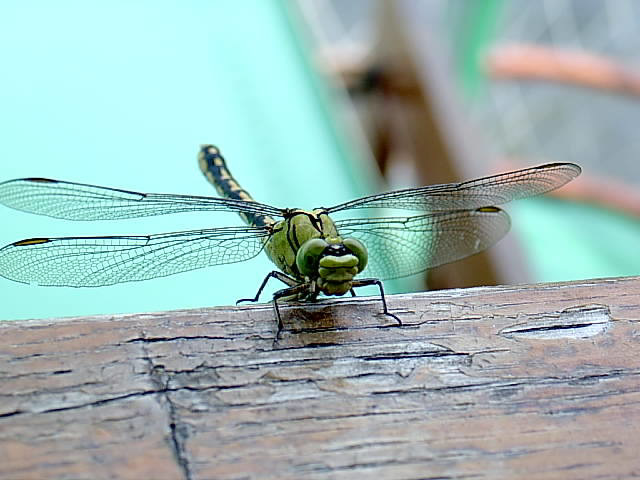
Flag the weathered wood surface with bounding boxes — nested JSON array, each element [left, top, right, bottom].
[[1, 275, 639, 480]]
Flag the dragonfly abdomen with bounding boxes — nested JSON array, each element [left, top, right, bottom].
[[198, 145, 274, 228]]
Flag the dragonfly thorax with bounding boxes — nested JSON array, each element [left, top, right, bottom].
[[263, 209, 368, 295]]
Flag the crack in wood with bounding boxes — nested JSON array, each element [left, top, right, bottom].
[[144, 347, 193, 480], [499, 305, 611, 339]]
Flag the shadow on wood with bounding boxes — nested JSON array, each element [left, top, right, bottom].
[[1, 276, 639, 479]]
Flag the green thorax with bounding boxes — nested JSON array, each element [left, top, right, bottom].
[[264, 209, 368, 296], [264, 209, 338, 278]]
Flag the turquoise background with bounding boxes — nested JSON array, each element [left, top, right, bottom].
[[2, 1, 638, 322], [512, 199, 640, 281], [0, 1, 384, 321]]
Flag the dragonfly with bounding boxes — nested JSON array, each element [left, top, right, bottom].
[[0, 145, 581, 337]]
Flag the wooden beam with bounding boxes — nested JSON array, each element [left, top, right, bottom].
[[1, 275, 639, 479]]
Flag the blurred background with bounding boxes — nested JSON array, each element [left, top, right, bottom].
[[1, 0, 639, 321]]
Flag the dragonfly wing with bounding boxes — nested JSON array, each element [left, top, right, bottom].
[[335, 208, 511, 280], [327, 163, 580, 213], [0, 178, 283, 220], [0, 226, 270, 287]]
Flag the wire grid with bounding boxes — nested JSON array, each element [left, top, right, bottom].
[[471, 0, 640, 187], [297, 0, 640, 188]]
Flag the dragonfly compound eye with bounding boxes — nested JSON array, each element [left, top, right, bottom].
[[343, 237, 368, 273], [296, 238, 329, 277]]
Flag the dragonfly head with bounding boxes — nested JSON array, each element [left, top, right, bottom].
[[296, 237, 368, 296]]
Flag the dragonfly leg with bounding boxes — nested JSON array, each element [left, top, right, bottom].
[[351, 278, 402, 326], [236, 270, 298, 305], [349, 288, 357, 297], [272, 283, 312, 340]]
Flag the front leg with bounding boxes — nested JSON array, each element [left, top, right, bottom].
[[351, 278, 402, 326], [271, 282, 313, 340], [236, 270, 299, 305]]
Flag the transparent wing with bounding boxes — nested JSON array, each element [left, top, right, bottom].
[[0, 178, 284, 220], [327, 163, 580, 213], [0, 226, 270, 287], [336, 207, 511, 280]]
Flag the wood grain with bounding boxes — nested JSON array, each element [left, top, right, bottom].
[[1, 276, 639, 479]]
